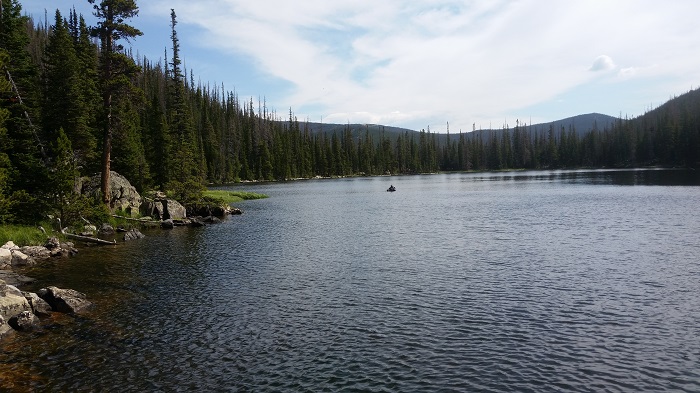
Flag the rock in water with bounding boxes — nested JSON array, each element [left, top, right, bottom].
[[0, 315, 15, 338], [0, 248, 11, 270], [98, 223, 116, 236], [123, 229, 145, 241], [161, 219, 174, 229], [38, 286, 93, 315], [0, 280, 32, 320], [23, 292, 52, 317], [8, 311, 38, 331]]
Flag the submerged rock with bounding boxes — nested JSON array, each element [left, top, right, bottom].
[[38, 286, 93, 315]]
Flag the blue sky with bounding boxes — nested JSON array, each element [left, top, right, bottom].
[[23, 0, 700, 132]]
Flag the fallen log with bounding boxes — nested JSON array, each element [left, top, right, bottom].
[[63, 233, 117, 245]]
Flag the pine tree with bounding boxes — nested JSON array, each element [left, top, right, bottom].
[[42, 10, 97, 166], [89, 0, 142, 205], [0, 49, 13, 223], [1, 0, 49, 221]]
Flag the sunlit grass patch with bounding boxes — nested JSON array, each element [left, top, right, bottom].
[[203, 190, 268, 204]]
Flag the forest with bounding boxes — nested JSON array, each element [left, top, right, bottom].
[[1, 0, 699, 227]]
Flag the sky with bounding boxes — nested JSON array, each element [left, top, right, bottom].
[[22, 0, 700, 133]]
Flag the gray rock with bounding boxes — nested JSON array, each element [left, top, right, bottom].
[[38, 286, 93, 314], [161, 219, 174, 229], [189, 217, 206, 227], [82, 171, 143, 216], [203, 216, 221, 224], [0, 271, 35, 287], [98, 223, 115, 236], [123, 228, 145, 241], [0, 248, 11, 269], [20, 245, 51, 260], [0, 280, 32, 320], [44, 237, 61, 250], [10, 250, 35, 267], [23, 292, 52, 317], [8, 311, 38, 331], [1, 241, 18, 250], [164, 199, 187, 219], [0, 315, 15, 338]]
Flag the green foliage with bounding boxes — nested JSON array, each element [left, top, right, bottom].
[[166, 178, 205, 206], [202, 190, 268, 204], [0, 224, 49, 247]]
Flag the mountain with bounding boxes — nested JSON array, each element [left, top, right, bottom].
[[295, 112, 620, 141]]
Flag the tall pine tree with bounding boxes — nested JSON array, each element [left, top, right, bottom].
[[89, 0, 142, 205]]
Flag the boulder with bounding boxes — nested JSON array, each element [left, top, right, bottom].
[[0, 280, 32, 320], [0, 316, 15, 338], [189, 217, 206, 227], [140, 198, 166, 220], [1, 241, 18, 250], [8, 311, 38, 331], [123, 228, 145, 242], [164, 199, 186, 219], [44, 237, 61, 250], [10, 250, 35, 267], [161, 219, 174, 229], [203, 216, 221, 224], [38, 286, 93, 314], [0, 271, 35, 287], [0, 248, 11, 270], [20, 245, 51, 260], [98, 223, 115, 236], [82, 171, 143, 216], [23, 292, 52, 317]]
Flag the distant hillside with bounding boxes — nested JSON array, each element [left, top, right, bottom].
[[296, 112, 619, 142]]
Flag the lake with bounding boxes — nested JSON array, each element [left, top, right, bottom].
[[3, 169, 700, 392]]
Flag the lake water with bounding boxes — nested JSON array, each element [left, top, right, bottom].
[[3, 169, 700, 392]]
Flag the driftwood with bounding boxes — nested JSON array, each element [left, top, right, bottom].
[[63, 233, 117, 245]]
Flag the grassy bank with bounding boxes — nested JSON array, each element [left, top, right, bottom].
[[0, 225, 54, 247], [203, 190, 268, 204]]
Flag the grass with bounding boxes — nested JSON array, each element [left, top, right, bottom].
[[0, 224, 54, 247], [203, 190, 268, 204]]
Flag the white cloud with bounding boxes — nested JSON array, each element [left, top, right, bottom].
[[590, 55, 616, 72], [136, 1, 700, 130]]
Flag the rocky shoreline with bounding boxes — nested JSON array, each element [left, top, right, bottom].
[[0, 171, 243, 339], [0, 238, 89, 338]]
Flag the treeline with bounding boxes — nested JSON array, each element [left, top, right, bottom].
[[1, 0, 699, 226]]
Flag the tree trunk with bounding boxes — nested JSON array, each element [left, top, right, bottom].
[[99, 5, 114, 206]]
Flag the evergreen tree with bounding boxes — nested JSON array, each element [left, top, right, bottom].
[[89, 0, 143, 205], [42, 10, 97, 166], [0, 49, 13, 223]]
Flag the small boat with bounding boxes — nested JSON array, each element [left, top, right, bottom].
[[387, 185, 396, 192]]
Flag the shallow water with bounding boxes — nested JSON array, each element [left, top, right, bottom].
[[3, 169, 700, 392]]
